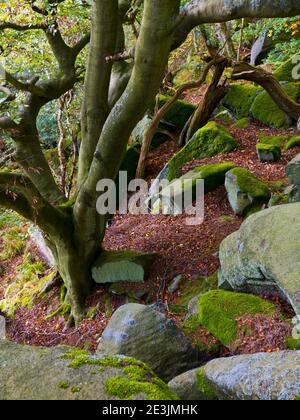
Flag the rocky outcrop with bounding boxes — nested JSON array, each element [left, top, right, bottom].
[[0, 341, 177, 400], [218, 203, 300, 316], [97, 303, 204, 381]]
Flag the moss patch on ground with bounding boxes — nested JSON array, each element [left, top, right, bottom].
[[168, 122, 237, 181], [223, 84, 262, 119], [285, 336, 300, 350], [252, 83, 300, 128], [193, 290, 276, 346]]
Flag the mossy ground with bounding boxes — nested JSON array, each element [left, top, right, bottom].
[[223, 84, 262, 119], [168, 122, 237, 181], [285, 336, 300, 350], [193, 290, 276, 346], [252, 83, 300, 128]]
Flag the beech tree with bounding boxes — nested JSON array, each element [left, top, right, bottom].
[[1, 0, 300, 323]]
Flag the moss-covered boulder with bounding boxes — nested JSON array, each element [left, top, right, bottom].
[[223, 84, 262, 119], [157, 95, 196, 130], [201, 351, 300, 400], [167, 122, 237, 181], [0, 341, 178, 400], [151, 162, 236, 214], [258, 133, 300, 151], [286, 153, 300, 202], [234, 117, 250, 129], [274, 54, 300, 82], [256, 143, 281, 162], [92, 251, 157, 284], [225, 167, 270, 215], [97, 303, 203, 381], [218, 203, 300, 317], [251, 83, 300, 128], [184, 290, 275, 347]]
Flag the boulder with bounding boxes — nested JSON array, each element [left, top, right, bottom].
[[251, 83, 300, 128], [167, 122, 237, 181], [258, 133, 300, 151], [132, 115, 168, 148], [0, 341, 177, 400], [202, 351, 300, 400], [182, 290, 276, 347], [157, 95, 196, 129], [256, 143, 281, 162], [274, 54, 300, 82], [92, 251, 157, 284], [218, 203, 300, 317], [168, 368, 216, 400], [151, 162, 236, 213], [168, 275, 185, 294], [28, 226, 55, 267], [286, 153, 300, 202], [225, 167, 270, 215], [222, 83, 262, 119], [97, 303, 203, 381]]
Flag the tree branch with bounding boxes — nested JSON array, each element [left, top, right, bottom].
[[173, 0, 300, 49], [0, 22, 47, 31]]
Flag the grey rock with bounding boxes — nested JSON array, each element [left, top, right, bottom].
[[286, 153, 300, 202], [168, 368, 210, 400], [0, 340, 176, 400], [186, 295, 201, 319], [0, 316, 5, 340], [97, 303, 203, 381], [219, 203, 300, 316], [132, 115, 153, 145], [203, 351, 300, 400], [168, 275, 184, 294], [92, 250, 157, 284], [28, 226, 55, 267]]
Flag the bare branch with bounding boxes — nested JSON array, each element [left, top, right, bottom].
[[0, 22, 47, 31], [5, 71, 45, 96]]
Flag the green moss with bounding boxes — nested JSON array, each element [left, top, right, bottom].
[[71, 386, 81, 394], [223, 84, 262, 119], [268, 192, 289, 207], [168, 122, 237, 181], [252, 83, 300, 128], [258, 134, 289, 149], [229, 167, 270, 200], [192, 162, 236, 193], [234, 118, 250, 129], [60, 348, 90, 361], [0, 210, 23, 229], [196, 368, 217, 400], [57, 381, 70, 390], [286, 136, 300, 150], [0, 228, 26, 260], [196, 290, 276, 346], [214, 109, 235, 124], [0, 254, 55, 318], [295, 396, 300, 401], [158, 95, 196, 129], [61, 351, 179, 400], [274, 55, 299, 82], [86, 306, 98, 319], [285, 336, 300, 350]]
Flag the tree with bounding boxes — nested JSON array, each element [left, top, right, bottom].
[[1, 0, 300, 324]]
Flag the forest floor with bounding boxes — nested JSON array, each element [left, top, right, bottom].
[[0, 114, 298, 355]]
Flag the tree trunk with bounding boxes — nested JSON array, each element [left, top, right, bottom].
[[185, 58, 228, 142]]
